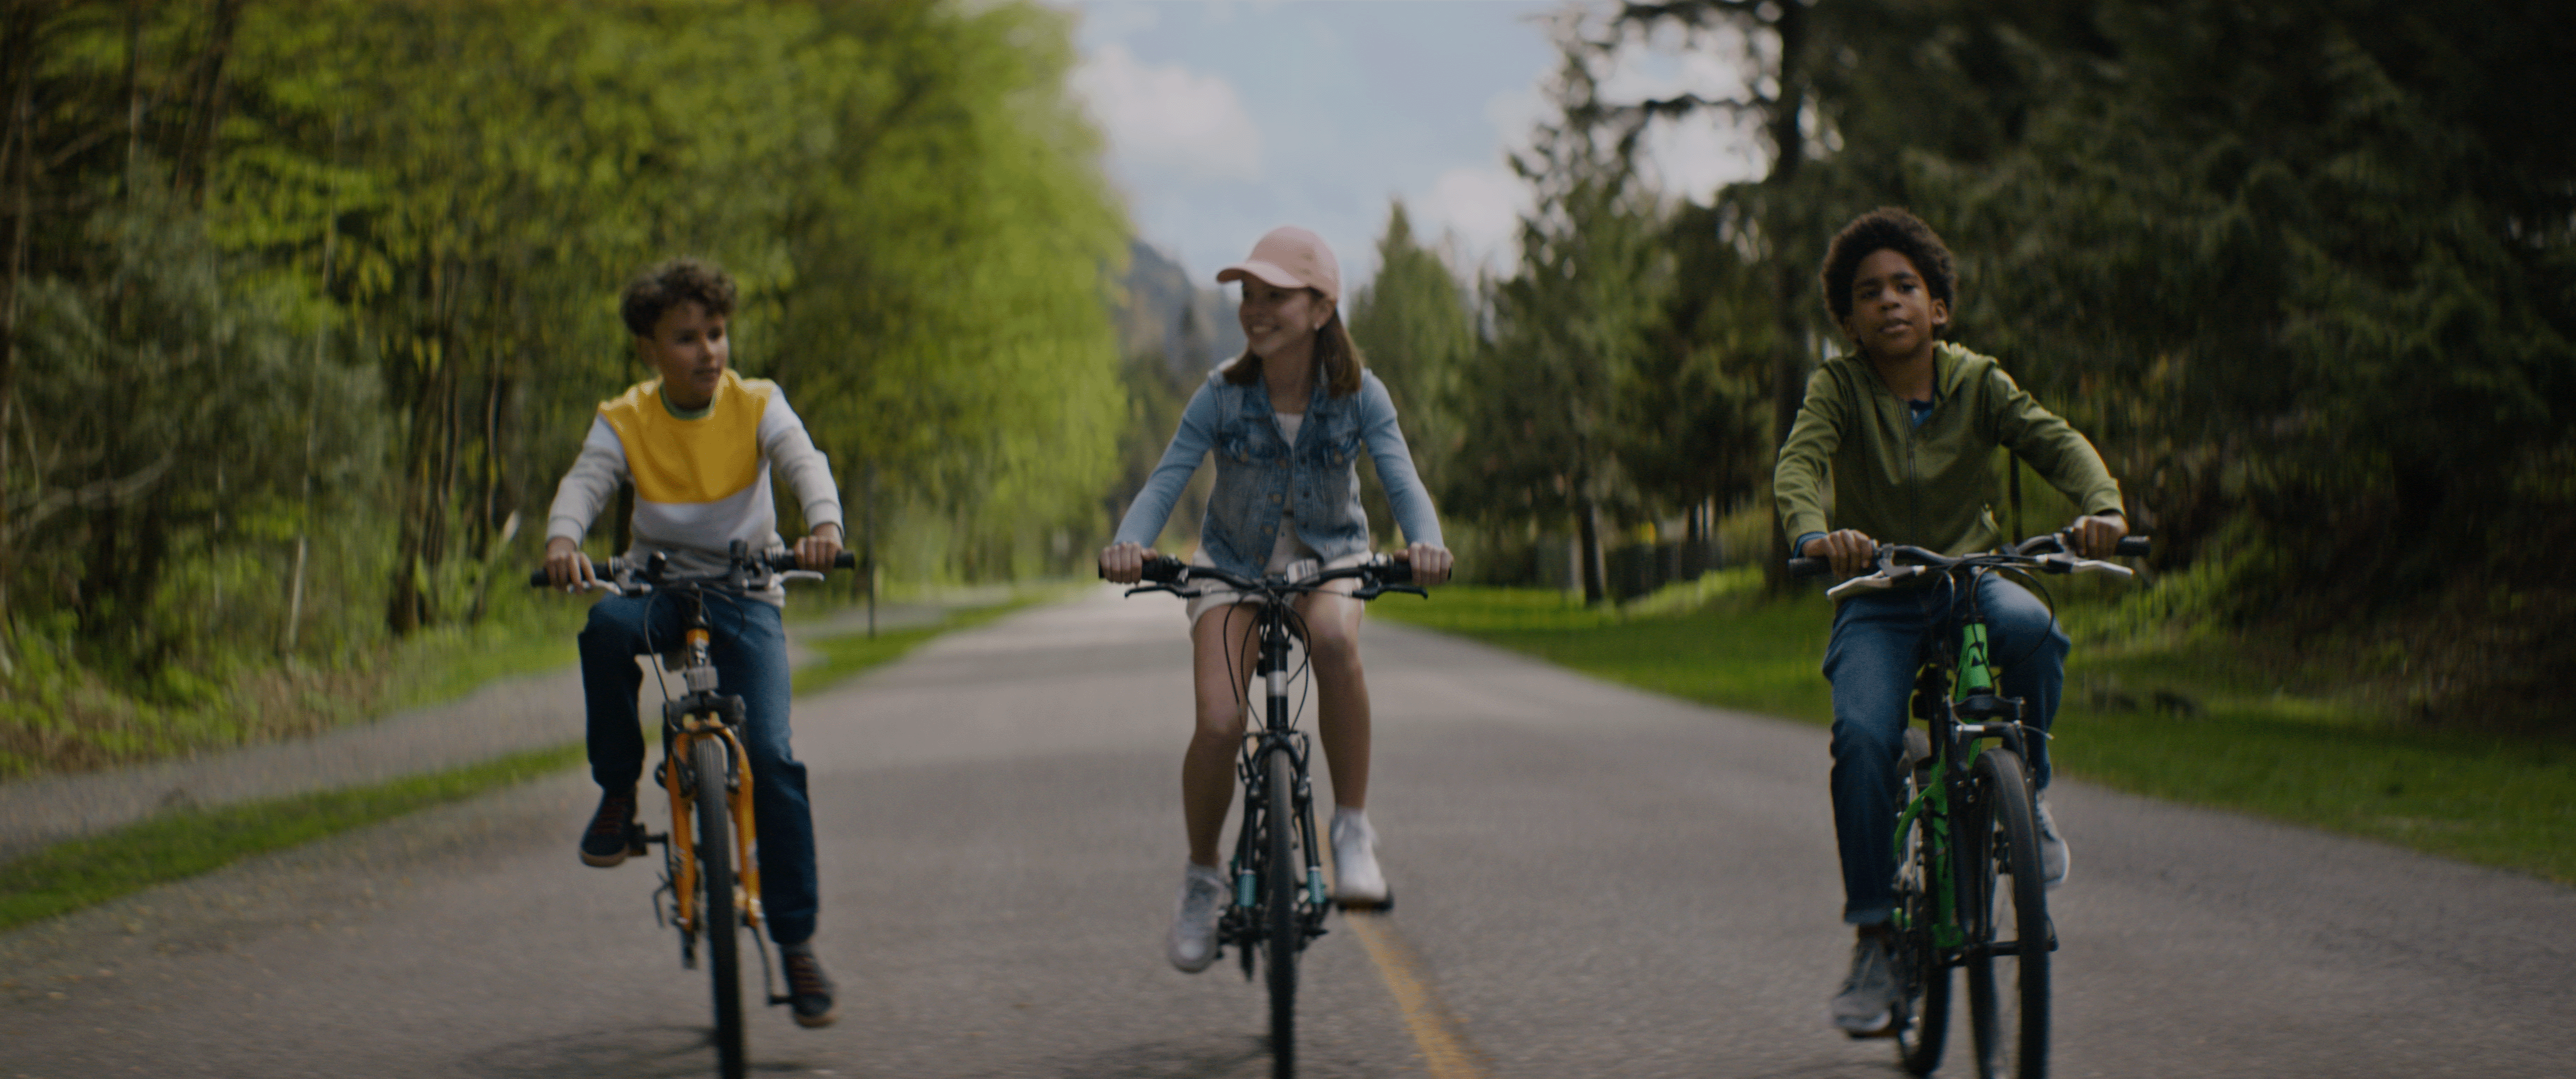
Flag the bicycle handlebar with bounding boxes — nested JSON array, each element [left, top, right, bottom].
[[528, 549, 858, 590], [1787, 533, 2151, 600], [1786, 533, 2150, 578], [1099, 553, 1420, 597]]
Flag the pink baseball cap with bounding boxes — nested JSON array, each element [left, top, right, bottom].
[[1216, 226, 1341, 305]]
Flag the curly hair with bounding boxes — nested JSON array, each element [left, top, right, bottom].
[[619, 257, 738, 337], [1818, 208, 1957, 327]]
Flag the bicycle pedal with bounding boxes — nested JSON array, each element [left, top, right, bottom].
[[1842, 1024, 1902, 1041]]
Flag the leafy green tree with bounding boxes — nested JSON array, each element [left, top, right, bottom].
[[1450, 43, 1671, 603], [1, 0, 1136, 771], [1611, 0, 2576, 724], [1347, 200, 1472, 546]]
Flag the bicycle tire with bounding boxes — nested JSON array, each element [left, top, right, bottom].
[[692, 736, 748, 1079], [1894, 776, 1951, 1075], [1963, 749, 2048, 1079], [1263, 746, 1300, 1079]]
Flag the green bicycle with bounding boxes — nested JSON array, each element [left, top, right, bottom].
[[1796, 531, 2148, 1079]]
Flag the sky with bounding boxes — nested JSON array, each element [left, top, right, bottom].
[[1055, 0, 1766, 294]]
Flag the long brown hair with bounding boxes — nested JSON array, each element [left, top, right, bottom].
[[1221, 294, 1365, 397]]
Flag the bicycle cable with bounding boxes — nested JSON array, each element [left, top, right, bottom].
[[1282, 601, 1317, 733]]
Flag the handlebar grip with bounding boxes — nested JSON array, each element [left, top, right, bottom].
[[529, 561, 614, 587], [762, 550, 860, 572], [1097, 554, 1188, 582], [1374, 559, 1414, 585], [2114, 536, 2151, 557], [1787, 556, 1828, 578]]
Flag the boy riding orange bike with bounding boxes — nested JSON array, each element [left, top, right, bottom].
[[541, 257, 845, 1027]]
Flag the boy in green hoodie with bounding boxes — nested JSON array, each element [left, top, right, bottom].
[[1774, 208, 2127, 1036]]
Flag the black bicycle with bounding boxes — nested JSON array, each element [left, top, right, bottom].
[[1792, 531, 2147, 1079], [1113, 553, 1423, 1079], [534, 541, 852, 1079]]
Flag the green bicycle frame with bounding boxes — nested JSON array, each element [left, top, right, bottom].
[[1891, 617, 1999, 951]]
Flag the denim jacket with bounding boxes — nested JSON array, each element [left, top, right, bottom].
[[1113, 366, 1442, 578]]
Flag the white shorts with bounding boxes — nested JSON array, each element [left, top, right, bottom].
[[1184, 548, 1372, 626]]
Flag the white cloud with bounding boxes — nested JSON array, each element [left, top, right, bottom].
[[1421, 165, 1527, 276], [1638, 112, 1765, 197], [1597, 25, 1765, 198], [1069, 43, 1263, 183]]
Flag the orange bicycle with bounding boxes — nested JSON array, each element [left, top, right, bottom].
[[534, 543, 851, 1078]]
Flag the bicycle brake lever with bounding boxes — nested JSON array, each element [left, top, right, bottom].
[[1824, 573, 1899, 600], [2067, 558, 2135, 578], [778, 570, 825, 584]]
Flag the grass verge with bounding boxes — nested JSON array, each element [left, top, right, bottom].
[[0, 743, 584, 933], [1374, 578, 2576, 886], [0, 591, 1054, 933]]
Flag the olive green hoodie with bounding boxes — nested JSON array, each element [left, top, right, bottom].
[[1775, 341, 2121, 558]]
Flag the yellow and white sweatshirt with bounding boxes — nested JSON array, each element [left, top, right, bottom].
[[545, 369, 842, 602]]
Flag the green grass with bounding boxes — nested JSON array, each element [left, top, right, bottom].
[[0, 743, 585, 932], [1377, 580, 2576, 886], [0, 592, 1053, 932]]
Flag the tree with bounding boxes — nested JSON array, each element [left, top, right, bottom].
[[1347, 201, 1472, 546], [1450, 40, 1670, 604]]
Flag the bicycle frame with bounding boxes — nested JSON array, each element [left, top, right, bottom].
[[1223, 593, 1331, 944], [655, 606, 764, 958], [1889, 585, 2033, 956], [533, 543, 851, 993]]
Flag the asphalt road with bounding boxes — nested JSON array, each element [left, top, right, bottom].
[[4, 587, 2570, 1078]]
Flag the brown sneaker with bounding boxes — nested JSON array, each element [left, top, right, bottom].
[[780, 946, 837, 1027], [578, 787, 645, 867]]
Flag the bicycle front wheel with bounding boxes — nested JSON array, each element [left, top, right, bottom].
[[692, 736, 748, 1079], [1963, 749, 2048, 1079], [1263, 747, 1300, 1079]]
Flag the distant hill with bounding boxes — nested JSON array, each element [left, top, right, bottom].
[[1116, 239, 1244, 379]]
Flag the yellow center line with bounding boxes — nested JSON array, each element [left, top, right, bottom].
[[1345, 914, 1491, 1079]]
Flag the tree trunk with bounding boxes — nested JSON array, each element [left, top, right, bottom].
[[1763, 0, 1809, 589], [1577, 495, 1607, 606], [0, 3, 42, 662], [174, 0, 243, 204]]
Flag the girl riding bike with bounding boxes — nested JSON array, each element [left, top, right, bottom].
[[1099, 226, 1452, 973]]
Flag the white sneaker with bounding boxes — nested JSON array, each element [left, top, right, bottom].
[[1330, 811, 1389, 908], [2036, 795, 2069, 890], [1167, 862, 1228, 973], [1830, 934, 1902, 1036]]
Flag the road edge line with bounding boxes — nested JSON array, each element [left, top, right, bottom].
[[1345, 913, 1489, 1079]]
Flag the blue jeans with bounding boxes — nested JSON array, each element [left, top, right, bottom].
[[1825, 574, 2065, 926], [580, 592, 818, 946]]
